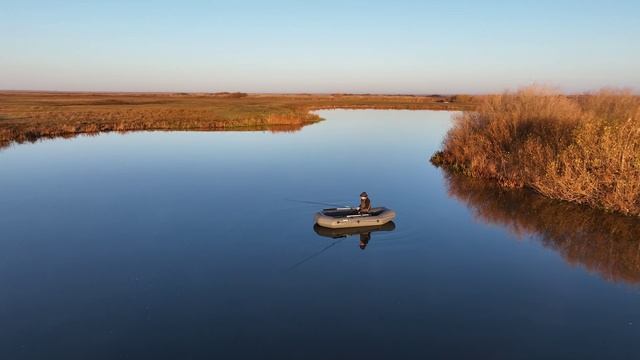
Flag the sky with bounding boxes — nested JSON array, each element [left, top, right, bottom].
[[1, 0, 639, 94]]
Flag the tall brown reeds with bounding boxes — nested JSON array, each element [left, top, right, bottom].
[[432, 86, 640, 216]]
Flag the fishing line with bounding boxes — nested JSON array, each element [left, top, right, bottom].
[[286, 238, 346, 271]]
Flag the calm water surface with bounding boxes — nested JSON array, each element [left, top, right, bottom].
[[1, 110, 640, 359]]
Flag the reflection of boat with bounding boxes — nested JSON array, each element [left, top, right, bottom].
[[314, 221, 396, 238], [313, 221, 396, 250], [314, 207, 396, 229]]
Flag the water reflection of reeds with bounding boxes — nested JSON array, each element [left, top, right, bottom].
[[443, 171, 640, 284], [0, 124, 308, 151]]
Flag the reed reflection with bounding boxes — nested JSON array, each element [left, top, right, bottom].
[[0, 124, 306, 151], [443, 172, 640, 284]]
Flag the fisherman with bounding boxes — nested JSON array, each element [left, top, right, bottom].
[[357, 192, 371, 214]]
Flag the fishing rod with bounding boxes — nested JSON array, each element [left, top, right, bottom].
[[284, 198, 354, 209]]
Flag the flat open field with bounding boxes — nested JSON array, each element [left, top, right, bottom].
[[0, 92, 475, 148]]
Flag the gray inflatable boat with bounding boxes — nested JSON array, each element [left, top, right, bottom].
[[314, 207, 396, 229]]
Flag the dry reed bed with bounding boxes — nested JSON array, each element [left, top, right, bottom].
[[432, 87, 640, 216]]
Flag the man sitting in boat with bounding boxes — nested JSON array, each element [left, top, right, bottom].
[[357, 192, 371, 214]]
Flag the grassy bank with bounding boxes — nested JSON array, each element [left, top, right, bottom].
[[0, 92, 474, 148], [431, 86, 640, 216]]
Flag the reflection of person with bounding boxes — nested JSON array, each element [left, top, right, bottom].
[[357, 192, 371, 214], [359, 232, 371, 250]]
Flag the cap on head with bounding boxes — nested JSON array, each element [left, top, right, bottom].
[[360, 192, 368, 198]]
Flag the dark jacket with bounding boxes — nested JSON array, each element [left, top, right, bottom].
[[359, 198, 371, 213]]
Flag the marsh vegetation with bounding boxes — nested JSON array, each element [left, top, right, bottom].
[[432, 87, 640, 216]]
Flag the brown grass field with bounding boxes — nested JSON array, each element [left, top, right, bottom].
[[0, 91, 475, 149], [432, 86, 640, 217]]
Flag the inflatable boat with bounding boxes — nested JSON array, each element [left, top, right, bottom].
[[314, 207, 396, 229]]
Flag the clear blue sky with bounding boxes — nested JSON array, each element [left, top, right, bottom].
[[1, 0, 639, 93]]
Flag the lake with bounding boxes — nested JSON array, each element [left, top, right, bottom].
[[1, 110, 639, 359]]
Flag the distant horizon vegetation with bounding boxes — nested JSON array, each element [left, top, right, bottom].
[[1, 87, 638, 96]]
